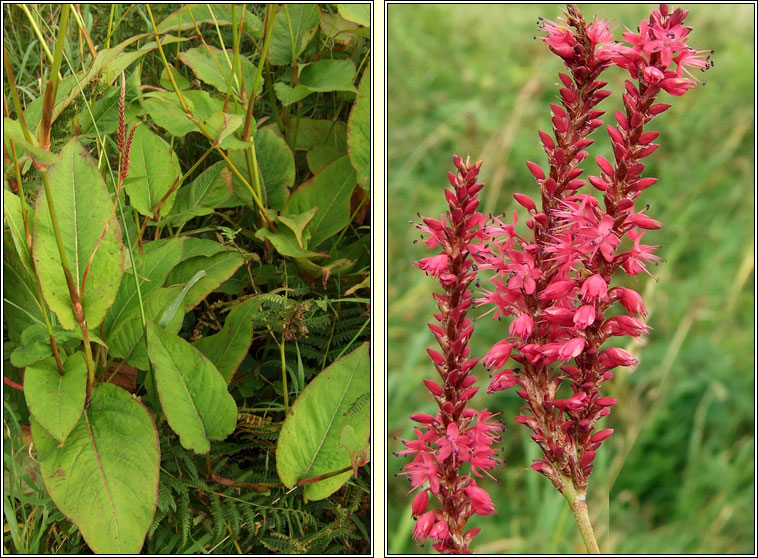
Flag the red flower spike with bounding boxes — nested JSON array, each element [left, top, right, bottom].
[[402, 156, 501, 553], [470, 4, 709, 509]]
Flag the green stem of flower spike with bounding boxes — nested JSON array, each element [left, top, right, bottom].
[[560, 476, 600, 554]]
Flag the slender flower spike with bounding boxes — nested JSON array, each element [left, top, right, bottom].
[[471, 4, 709, 554], [401, 156, 502, 553]]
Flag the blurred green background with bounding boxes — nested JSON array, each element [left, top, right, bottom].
[[387, 4, 754, 554]]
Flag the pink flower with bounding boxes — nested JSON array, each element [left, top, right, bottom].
[[558, 337, 586, 362], [573, 304, 596, 329], [464, 484, 496, 515], [415, 253, 449, 276], [482, 340, 514, 370], [581, 274, 608, 302], [510, 313, 534, 339], [412, 489, 429, 518], [412, 510, 438, 544], [488, 369, 518, 393]]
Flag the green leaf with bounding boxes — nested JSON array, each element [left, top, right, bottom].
[[256, 227, 324, 259], [125, 125, 181, 217], [157, 4, 263, 38], [284, 156, 357, 248], [347, 65, 370, 189], [320, 11, 357, 45], [31, 383, 159, 554], [146, 322, 237, 453], [279, 208, 318, 250], [24, 353, 86, 443], [32, 139, 124, 331], [159, 65, 190, 91], [276, 342, 369, 500], [3, 118, 61, 165], [339, 424, 370, 476], [104, 237, 186, 337], [107, 286, 185, 370], [159, 270, 206, 327], [3, 190, 33, 273], [170, 161, 233, 226], [284, 118, 347, 151], [268, 4, 321, 65], [179, 46, 260, 99], [78, 84, 141, 137], [165, 252, 244, 312], [141, 92, 196, 137], [273, 82, 312, 107], [193, 297, 261, 383], [199, 111, 251, 149], [337, 4, 370, 27], [10, 324, 82, 368], [299, 59, 357, 93], [3, 238, 49, 344], [226, 128, 295, 211]]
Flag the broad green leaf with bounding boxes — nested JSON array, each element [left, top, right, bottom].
[[347, 65, 370, 189], [104, 237, 186, 337], [146, 322, 237, 453], [3, 118, 61, 165], [3, 190, 33, 273], [179, 238, 229, 260], [307, 140, 347, 174], [10, 324, 82, 368], [256, 227, 324, 259], [125, 125, 181, 217], [183, 90, 226, 119], [276, 343, 369, 500], [299, 59, 357, 93], [268, 4, 321, 65], [159, 65, 190, 91], [320, 11, 357, 45], [193, 297, 261, 383], [24, 353, 86, 443], [3, 238, 49, 344], [179, 46, 260, 99], [284, 156, 357, 248], [158, 4, 263, 38], [337, 4, 370, 27], [273, 82, 312, 107], [141, 92, 196, 137], [31, 383, 159, 554], [285, 118, 347, 151], [107, 286, 185, 370], [33, 139, 123, 331], [170, 162, 233, 226], [278, 208, 318, 250], [227, 128, 294, 211], [165, 252, 244, 312], [200, 112, 251, 149]]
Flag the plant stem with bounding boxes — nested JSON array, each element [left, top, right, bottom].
[[561, 479, 600, 554]]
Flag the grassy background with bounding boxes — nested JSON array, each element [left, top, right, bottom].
[[387, 4, 754, 554]]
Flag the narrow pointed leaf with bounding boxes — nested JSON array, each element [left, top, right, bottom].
[[31, 383, 159, 554], [146, 322, 237, 453]]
